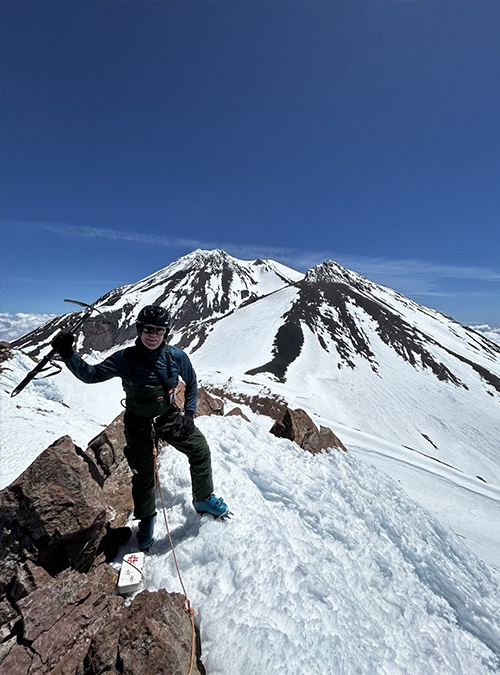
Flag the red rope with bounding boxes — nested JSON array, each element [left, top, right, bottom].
[[152, 437, 196, 675]]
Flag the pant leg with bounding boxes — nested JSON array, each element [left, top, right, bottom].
[[123, 411, 156, 519], [157, 418, 214, 502]]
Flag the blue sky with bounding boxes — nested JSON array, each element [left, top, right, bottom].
[[1, 1, 499, 325]]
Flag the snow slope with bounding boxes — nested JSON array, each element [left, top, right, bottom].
[[0, 351, 124, 488], [470, 325, 500, 346], [122, 416, 500, 675], [2, 350, 500, 673], [190, 281, 500, 480]]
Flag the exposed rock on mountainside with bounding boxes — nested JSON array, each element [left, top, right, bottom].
[[1, 560, 122, 675], [175, 382, 225, 417], [270, 407, 347, 454], [0, 560, 202, 675], [225, 407, 251, 422], [86, 412, 134, 532], [246, 321, 305, 381], [0, 342, 13, 372], [83, 588, 204, 675], [0, 419, 203, 675], [196, 387, 225, 416], [204, 384, 289, 421], [247, 261, 486, 387]]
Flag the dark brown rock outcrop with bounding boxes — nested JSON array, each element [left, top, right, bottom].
[[0, 435, 107, 581], [1, 561, 122, 674], [86, 411, 134, 529], [204, 385, 288, 420], [270, 407, 347, 454], [0, 342, 13, 372], [0, 414, 204, 675], [196, 387, 224, 416], [225, 407, 251, 423], [0, 560, 203, 675], [83, 589, 202, 675], [175, 382, 224, 417]]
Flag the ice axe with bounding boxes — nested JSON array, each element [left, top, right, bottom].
[[10, 298, 106, 398]]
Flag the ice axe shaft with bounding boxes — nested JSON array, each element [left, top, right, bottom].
[[10, 298, 102, 398]]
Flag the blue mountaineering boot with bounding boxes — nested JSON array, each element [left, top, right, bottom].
[[137, 513, 156, 551], [193, 493, 229, 519]]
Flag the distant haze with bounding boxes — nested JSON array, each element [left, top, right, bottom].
[[470, 325, 500, 346], [0, 313, 57, 342], [2, 313, 499, 347]]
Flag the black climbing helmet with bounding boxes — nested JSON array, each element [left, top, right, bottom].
[[136, 305, 170, 335]]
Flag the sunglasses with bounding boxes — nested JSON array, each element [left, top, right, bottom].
[[143, 325, 167, 335]]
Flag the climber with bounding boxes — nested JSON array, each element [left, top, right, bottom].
[[51, 304, 229, 551]]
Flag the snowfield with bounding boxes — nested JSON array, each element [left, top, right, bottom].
[[2, 349, 500, 674], [0, 350, 124, 487], [132, 416, 500, 675]]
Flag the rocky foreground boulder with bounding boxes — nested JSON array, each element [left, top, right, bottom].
[[0, 418, 204, 674], [86, 411, 135, 532], [270, 407, 347, 453], [175, 382, 225, 417]]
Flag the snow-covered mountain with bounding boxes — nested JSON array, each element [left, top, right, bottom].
[[12, 250, 303, 356], [3, 248, 500, 673], [190, 258, 500, 482], [8, 248, 500, 563], [14, 249, 499, 475]]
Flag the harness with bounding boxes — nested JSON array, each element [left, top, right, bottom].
[[124, 345, 177, 416]]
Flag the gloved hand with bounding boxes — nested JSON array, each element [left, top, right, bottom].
[[173, 409, 195, 440], [51, 331, 75, 359]]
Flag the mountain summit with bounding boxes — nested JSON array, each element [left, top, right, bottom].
[[13, 249, 302, 355]]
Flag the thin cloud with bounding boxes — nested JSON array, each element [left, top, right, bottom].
[[9, 220, 298, 260], [413, 291, 500, 298], [3, 277, 120, 285], [333, 254, 500, 300], [8, 220, 500, 299], [11, 220, 197, 248], [8, 220, 319, 266], [340, 255, 500, 283]]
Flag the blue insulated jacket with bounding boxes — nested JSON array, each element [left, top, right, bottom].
[[63, 341, 198, 412]]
